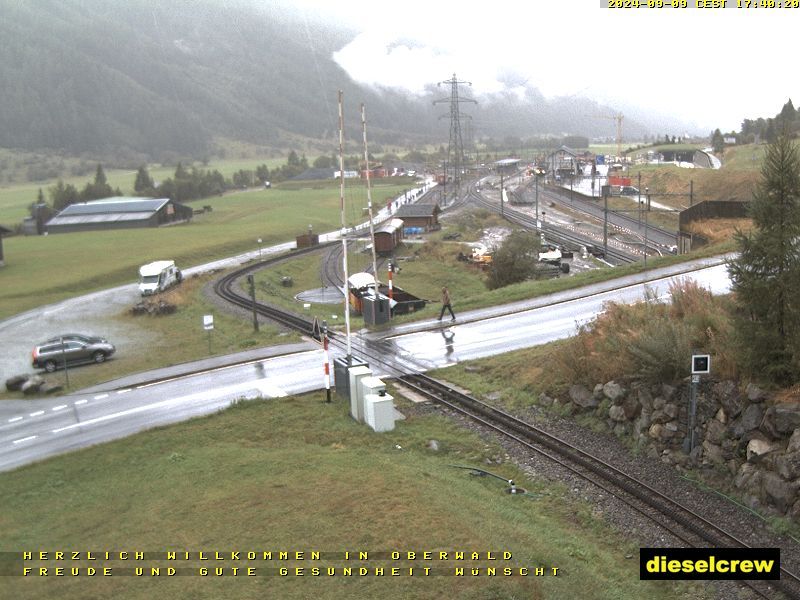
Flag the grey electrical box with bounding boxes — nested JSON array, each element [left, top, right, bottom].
[[333, 356, 368, 399], [362, 293, 390, 326]]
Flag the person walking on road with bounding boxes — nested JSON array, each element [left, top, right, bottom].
[[438, 286, 456, 322]]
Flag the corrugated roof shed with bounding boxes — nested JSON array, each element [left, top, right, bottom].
[[395, 204, 440, 218], [45, 197, 191, 233], [55, 197, 169, 216]]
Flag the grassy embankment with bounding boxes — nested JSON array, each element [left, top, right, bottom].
[[0, 392, 704, 600]]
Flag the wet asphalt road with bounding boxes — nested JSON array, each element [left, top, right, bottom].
[[0, 255, 734, 472]]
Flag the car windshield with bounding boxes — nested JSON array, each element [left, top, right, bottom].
[[141, 275, 160, 283]]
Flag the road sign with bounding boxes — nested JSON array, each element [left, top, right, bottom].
[[691, 354, 710, 374], [203, 315, 214, 331]]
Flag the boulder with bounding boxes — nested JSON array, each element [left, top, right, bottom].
[[648, 423, 664, 440], [787, 429, 800, 454], [5, 375, 29, 392], [663, 403, 679, 420], [637, 388, 654, 411], [608, 405, 627, 422], [773, 403, 800, 434], [633, 408, 652, 437], [593, 383, 605, 401], [622, 395, 642, 420], [661, 383, 677, 402], [569, 384, 597, 408], [21, 376, 45, 395], [603, 381, 625, 403], [747, 438, 780, 462], [39, 383, 63, 395], [746, 383, 766, 403], [715, 408, 728, 425], [715, 380, 744, 418], [538, 393, 555, 407], [776, 451, 800, 481], [705, 419, 727, 445], [650, 410, 671, 425], [760, 404, 800, 438], [702, 440, 725, 466], [740, 404, 764, 434], [762, 472, 796, 513], [653, 396, 666, 411], [735, 464, 764, 504]]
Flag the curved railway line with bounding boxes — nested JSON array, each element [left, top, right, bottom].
[[213, 250, 800, 599]]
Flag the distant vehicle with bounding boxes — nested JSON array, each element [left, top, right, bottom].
[[32, 338, 116, 373], [138, 260, 182, 296], [264, 181, 271, 188], [619, 186, 640, 196]]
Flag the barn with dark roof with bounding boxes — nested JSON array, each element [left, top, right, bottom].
[[394, 203, 440, 231], [45, 197, 193, 234]]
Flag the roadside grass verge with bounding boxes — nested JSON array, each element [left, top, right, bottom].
[[0, 393, 701, 600]]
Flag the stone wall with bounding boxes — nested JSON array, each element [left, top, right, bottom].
[[543, 378, 800, 519]]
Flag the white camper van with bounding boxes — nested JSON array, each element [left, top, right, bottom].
[[138, 260, 182, 296]]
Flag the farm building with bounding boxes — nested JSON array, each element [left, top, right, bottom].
[[394, 204, 440, 232], [0, 224, 11, 266], [373, 218, 404, 254], [45, 197, 193, 234]]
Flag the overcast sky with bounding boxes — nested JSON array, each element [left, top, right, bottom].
[[287, 0, 798, 133]]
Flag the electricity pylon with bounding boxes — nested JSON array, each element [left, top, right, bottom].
[[434, 73, 476, 203]]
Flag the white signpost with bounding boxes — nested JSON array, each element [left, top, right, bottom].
[[203, 314, 214, 353]]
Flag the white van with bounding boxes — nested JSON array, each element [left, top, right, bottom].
[[138, 260, 182, 296]]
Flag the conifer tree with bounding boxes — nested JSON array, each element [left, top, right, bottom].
[[134, 165, 154, 194], [728, 134, 800, 383]]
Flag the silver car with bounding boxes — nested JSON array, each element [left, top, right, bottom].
[[32, 336, 116, 373]]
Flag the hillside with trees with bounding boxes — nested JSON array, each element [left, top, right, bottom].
[[0, 0, 685, 166]]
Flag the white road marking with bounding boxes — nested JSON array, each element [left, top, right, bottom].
[[52, 405, 68, 411], [75, 400, 88, 405], [51, 378, 289, 435], [13, 436, 37, 445], [8, 417, 23, 423], [94, 394, 108, 400], [29, 411, 44, 417], [116, 389, 131, 395]]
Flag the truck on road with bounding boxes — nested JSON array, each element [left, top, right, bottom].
[[138, 260, 182, 296]]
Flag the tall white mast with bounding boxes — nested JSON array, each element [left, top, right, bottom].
[[338, 91, 352, 358], [361, 103, 379, 289]]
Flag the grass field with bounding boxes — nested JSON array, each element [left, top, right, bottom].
[[0, 393, 705, 600], [0, 182, 409, 319], [0, 155, 323, 225]]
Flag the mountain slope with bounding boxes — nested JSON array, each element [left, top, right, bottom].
[[0, 0, 691, 161]]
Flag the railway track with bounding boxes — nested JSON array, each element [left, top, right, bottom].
[[213, 252, 800, 599], [534, 183, 678, 249], [466, 186, 638, 265]]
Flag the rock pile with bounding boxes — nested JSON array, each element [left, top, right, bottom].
[[5, 374, 62, 395], [553, 378, 800, 518], [130, 300, 177, 316]]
